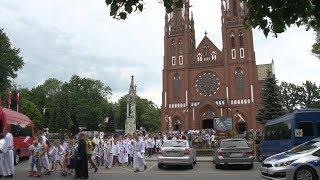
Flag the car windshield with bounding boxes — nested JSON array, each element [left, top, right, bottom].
[[220, 140, 248, 148], [162, 141, 187, 147], [287, 140, 320, 154]]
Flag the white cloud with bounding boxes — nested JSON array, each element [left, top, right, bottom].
[[0, 0, 319, 107]]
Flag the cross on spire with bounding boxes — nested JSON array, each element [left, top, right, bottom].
[[205, 31, 208, 36]]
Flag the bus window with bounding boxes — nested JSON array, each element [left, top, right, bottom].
[[265, 120, 292, 140], [317, 122, 320, 137], [296, 121, 314, 137]]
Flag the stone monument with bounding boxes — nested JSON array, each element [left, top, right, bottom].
[[125, 76, 137, 134]]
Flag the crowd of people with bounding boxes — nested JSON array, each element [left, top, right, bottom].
[[0, 127, 262, 179], [26, 131, 159, 179]]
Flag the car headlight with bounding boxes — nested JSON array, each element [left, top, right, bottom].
[[274, 159, 297, 167]]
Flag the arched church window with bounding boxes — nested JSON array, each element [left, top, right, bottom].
[[178, 39, 183, 55], [239, 31, 244, 47], [230, 32, 235, 47], [235, 67, 244, 96], [211, 51, 217, 60], [197, 53, 202, 61], [203, 45, 210, 61], [226, 0, 230, 10], [233, 0, 238, 17], [171, 40, 176, 56], [240, 2, 245, 16], [173, 74, 181, 98]]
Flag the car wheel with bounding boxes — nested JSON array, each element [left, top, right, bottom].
[[14, 152, 19, 165], [188, 163, 194, 169], [294, 166, 318, 180], [158, 163, 164, 169], [247, 164, 253, 169], [215, 164, 222, 169]]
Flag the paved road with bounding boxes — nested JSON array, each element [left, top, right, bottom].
[[14, 161, 262, 180]]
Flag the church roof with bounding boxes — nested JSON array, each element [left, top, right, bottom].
[[195, 34, 222, 54], [257, 60, 275, 80]]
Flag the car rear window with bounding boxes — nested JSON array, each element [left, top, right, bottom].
[[220, 140, 248, 148], [162, 141, 187, 147]]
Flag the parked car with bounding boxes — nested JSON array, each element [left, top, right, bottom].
[[157, 140, 196, 169], [213, 139, 255, 169], [261, 138, 320, 180]]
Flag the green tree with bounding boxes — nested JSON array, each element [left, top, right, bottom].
[[299, 81, 320, 108], [280, 82, 302, 112], [19, 98, 43, 131], [64, 75, 112, 132], [257, 71, 286, 124], [140, 106, 161, 132], [0, 28, 24, 95], [312, 30, 320, 58], [50, 89, 73, 133], [114, 96, 161, 132]]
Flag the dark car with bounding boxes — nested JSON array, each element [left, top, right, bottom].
[[213, 139, 255, 169]]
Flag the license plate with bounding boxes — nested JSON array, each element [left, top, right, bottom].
[[167, 152, 179, 156], [260, 167, 268, 174], [230, 153, 243, 157]]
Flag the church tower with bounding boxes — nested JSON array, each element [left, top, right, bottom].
[[162, 0, 195, 131], [125, 76, 137, 134], [221, 0, 260, 130]]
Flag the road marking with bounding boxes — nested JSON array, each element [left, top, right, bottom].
[[142, 162, 157, 174]]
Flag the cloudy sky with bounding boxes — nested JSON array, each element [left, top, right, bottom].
[[1, 0, 319, 106]]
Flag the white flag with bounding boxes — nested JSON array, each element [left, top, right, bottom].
[[23, 136, 31, 143], [105, 116, 109, 124]]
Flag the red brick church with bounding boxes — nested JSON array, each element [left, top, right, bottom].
[[161, 0, 273, 133]]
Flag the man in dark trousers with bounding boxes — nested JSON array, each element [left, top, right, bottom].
[[75, 133, 88, 179]]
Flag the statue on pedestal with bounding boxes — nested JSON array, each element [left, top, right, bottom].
[[125, 76, 137, 134]]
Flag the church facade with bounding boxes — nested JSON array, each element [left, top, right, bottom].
[[161, 0, 271, 133]]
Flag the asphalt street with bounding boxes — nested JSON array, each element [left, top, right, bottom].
[[14, 160, 263, 180]]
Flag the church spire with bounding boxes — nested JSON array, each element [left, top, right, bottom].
[[129, 75, 136, 95]]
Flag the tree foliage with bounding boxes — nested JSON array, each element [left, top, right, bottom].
[[280, 82, 302, 112], [300, 81, 320, 108], [0, 28, 24, 94], [242, 0, 320, 36], [19, 98, 42, 131], [105, 0, 183, 20], [312, 30, 320, 58], [257, 71, 286, 123]]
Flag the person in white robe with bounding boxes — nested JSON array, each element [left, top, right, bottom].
[[127, 138, 134, 167], [0, 136, 5, 177], [133, 135, 146, 173], [2, 128, 14, 177], [146, 136, 154, 158], [103, 137, 113, 168], [111, 138, 119, 166], [155, 137, 162, 154], [118, 136, 128, 165]]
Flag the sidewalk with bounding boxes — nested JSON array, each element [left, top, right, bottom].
[[145, 156, 213, 162]]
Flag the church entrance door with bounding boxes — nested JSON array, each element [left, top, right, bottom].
[[202, 110, 216, 129], [238, 121, 246, 134], [203, 119, 214, 129]]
